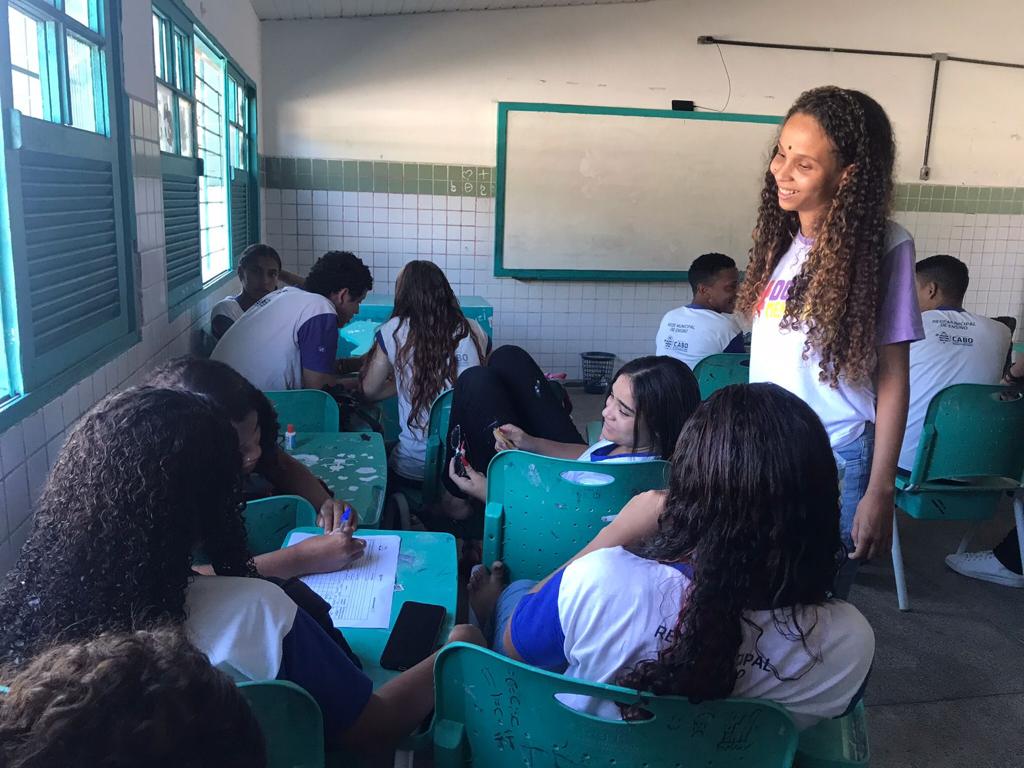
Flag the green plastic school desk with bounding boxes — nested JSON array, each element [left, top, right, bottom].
[[285, 432, 387, 527], [283, 527, 458, 690], [347, 293, 494, 341]]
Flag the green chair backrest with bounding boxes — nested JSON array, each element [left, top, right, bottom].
[[237, 680, 326, 768], [483, 451, 669, 581], [434, 643, 798, 768], [421, 389, 454, 506], [244, 495, 318, 555], [266, 390, 341, 433], [693, 353, 751, 400], [907, 384, 1024, 485]]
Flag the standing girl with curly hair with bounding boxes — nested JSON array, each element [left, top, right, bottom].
[[736, 86, 924, 596], [360, 260, 489, 483]]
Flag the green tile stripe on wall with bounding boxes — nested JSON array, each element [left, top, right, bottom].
[[260, 156, 496, 197], [894, 183, 1024, 215]]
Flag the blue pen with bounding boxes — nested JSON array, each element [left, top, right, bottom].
[[342, 505, 352, 523]]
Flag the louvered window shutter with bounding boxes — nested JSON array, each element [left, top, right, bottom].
[[162, 156, 203, 307], [3, 77, 133, 389], [230, 169, 249, 257]]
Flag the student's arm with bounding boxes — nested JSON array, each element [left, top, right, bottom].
[[278, 270, 305, 289], [359, 343, 398, 402], [336, 353, 366, 376], [850, 342, 909, 560], [211, 314, 234, 340], [495, 424, 586, 460], [298, 314, 341, 390], [251, 530, 367, 579], [301, 369, 338, 390], [340, 624, 484, 753]]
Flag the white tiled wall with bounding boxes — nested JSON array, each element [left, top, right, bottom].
[[263, 189, 1024, 376], [0, 98, 239, 577]]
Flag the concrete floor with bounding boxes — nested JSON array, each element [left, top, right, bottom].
[[567, 389, 1024, 768]]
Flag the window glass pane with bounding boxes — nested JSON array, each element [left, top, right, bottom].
[[157, 83, 175, 152], [195, 38, 228, 281], [9, 7, 45, 119], [152, 13, 163, 80], [64, 0, 97, 31], [174, 30, 189, 91], [177, 96, 193, 156], [66, 34, 100, 133]]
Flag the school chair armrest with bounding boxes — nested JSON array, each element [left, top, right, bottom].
[[482, 501, 505, 567]]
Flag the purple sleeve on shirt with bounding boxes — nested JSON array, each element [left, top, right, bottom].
[[296, 314, 340, 374], [877, 238, 925, 346]]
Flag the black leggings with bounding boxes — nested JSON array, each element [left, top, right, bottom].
[[994, 527, 1023, 575], [443, 345, 584, 497]]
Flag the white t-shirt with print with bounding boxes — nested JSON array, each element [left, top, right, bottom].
[[377, 316, 488, 480], [749, 222, 924, 449], [510, 547, 874, 731], [212, 286, 339, 391], [655, 305, 744, 370], [898, 309, 1010, 469]]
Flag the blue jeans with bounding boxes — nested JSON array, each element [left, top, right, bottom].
[[833, 424, 874, 599], [481, 579, 536, 656]]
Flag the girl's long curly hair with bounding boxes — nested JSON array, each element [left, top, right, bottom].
[[736, 86, 896, 386], [390, 260, 483, 430], [0, 388, 254, 667], [617, 383, 842, 704]]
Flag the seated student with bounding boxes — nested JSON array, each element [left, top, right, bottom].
[[471, 384, 874, 730], [210, 244, 284, 341], [360, 260, 489, 483], [147, 357, 363, 579], [0, 387, 483, 759], [0, 628, 267, 768], [213, 251, 373, 391], [655, 252, 744, 369], [445, 351, 700, 504], [898, 254, 1011, 470]]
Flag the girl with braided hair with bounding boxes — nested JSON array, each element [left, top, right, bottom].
[[737, 86, 924, 597]]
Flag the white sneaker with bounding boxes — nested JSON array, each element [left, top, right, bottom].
[[945, 551, 1024, 588]]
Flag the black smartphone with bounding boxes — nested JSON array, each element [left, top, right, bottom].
[[379, 601, 446, 671]]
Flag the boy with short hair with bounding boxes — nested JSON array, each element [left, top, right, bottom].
[[655, 252, 744, 370], [897, 254, 1010, 470], [212, 250, 373, 391]]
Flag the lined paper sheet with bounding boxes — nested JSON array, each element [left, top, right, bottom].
[[288, 533, 401, 629]]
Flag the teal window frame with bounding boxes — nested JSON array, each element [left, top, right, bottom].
[[153, 0, 259, 317], [0, 0, 137, 431]]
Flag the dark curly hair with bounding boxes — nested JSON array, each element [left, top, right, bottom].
[[305, 250, 373, 299], [607, 356, 701, 459], [388, 260, 484, 430], [146, 356, 281, 476], [617, 383, 841, 706], [0, 388, 255, 667], [736, 86, 896, 386], [0, 628, 266, 768]]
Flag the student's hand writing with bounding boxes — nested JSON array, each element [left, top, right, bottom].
[[849, 487, 895, 561], [447, 457, 487, 502], [494, 424, 529, 452], [289, 530, 367, 574], [317, 499, 359, 533], [446, 624, 486, 647]]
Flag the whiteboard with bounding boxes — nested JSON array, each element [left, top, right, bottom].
[[494, 104, 782, 280]]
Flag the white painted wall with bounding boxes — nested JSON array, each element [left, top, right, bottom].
[[260, 0, 1024, 185]]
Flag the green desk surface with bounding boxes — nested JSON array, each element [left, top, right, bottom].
[[284, 527, 458, 689], [286, 432, 387, 527]]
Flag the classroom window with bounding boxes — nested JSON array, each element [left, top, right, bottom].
[[194, 36, 228, 282], [152, 10, 193, 156], [0, 0, 135, 421]]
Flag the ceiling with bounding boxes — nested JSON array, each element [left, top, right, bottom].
[[249, 0, 650, 20]]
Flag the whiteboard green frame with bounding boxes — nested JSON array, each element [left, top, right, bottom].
[[493, 102, 782, 281]]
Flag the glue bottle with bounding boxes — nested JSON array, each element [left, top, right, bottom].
[[284, 423, 296, 451]]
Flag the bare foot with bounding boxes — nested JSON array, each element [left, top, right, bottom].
[[468, 561, 508, 628]]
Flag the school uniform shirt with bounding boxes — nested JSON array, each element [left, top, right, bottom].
[[185, 575, 372, 736], [898, 309, 1010, 469], [749, 222, 924, 449], [212, 286, 339, 391], [654, 304, 745, 370], [210, 296, 245, 339], [560, 439, 659, 485], [377, 317, 489, 480], [510, 547, 874, 730]]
